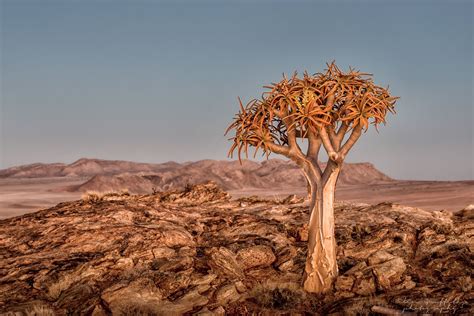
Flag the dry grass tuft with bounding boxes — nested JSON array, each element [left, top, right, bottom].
[[2, 303, 56, 316], [25, 305, 56, 316], [81, 191, 102, 203], [115, 301, 158, 316], [47, 274, 81, 300], [82, 189, 130, 203], [249, 282, 305, 310]]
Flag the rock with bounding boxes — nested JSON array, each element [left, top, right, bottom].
[[454, 205, 474, 219], [215, 284, 241, 305], [335, 276, 354, 292], [277, 260, 294, 272], [110, 210, 135, 224], [353, 276, 376, 296], [101, 279, 163, 314], [236, 245, 276, 270], [152, 246, 177, 258], [129, 249, 154, 261], [297, 224, 309, 241], [169, 289, 209, 314], [345, 261, 368, 276], [393, 276, 416, 291], [274, 246, 297, 267], [190, 273, 218, 286], [161, 229, 195, 247], [208, 247, 244, 279], [179, 246, 197, 257], [457, 276, 472, 292], [155, 269, 193, 297], [195, 307, 213, 315], [197, 306, 226, 316], [234, 281, 247, 293], [212, 306, 226, 315], [115, 258, 134, 270], [367, 250, 395, 266], [372, 257, 406, 290], [91, 304, 107, 316], [151, 256, 193, 272], [281, 194, 304, 204], [159, 181, 231, 204], [344, 238, 394, 259]]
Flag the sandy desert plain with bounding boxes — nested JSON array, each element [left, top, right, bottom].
[[0, 158, 473, 314]]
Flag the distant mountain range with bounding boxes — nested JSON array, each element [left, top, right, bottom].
[[0, 158, 393, 193]]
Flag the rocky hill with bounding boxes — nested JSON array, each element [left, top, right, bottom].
[[0, 158, 393, 194], [0, 158, 180, 179], [0, 183, 472, 315]]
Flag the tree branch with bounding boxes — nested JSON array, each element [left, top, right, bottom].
[[318, 126, 339, 162], [321, 159, 339, 184], [265, 142, 292, 157], [306, 128, 323, 177], [328, 126, 338, 149], [334, 122, 349, 150], [339, 125, 363, 158], [281, 113, 305, 158]]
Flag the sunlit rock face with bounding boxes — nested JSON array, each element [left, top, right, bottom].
[[0, 183, 472, 315]]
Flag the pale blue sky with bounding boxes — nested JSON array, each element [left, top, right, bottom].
[[1, 0, 472, 180]]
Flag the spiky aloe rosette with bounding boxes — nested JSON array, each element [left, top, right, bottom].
[[226, 62, 398, 162]]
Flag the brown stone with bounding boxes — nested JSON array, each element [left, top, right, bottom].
[[298, 224, 309, 241], [234, 280, 247, 293], [215, 284, 241, 305], [101, 279, 163, 314], [208, 247, 244, 279], [372, 257, 406, 290], [367, 250, 395, 265], [353, 276, 376, 296], [152, 246, 176, 258], [335, 275, 354, 292], [236, 245, 276, 270]]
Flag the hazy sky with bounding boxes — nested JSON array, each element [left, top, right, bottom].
[[1, 0, 472, 180]]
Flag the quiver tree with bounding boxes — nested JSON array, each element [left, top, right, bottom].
[[226, 62, 398, 293]]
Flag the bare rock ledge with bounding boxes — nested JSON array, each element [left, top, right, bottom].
[[0, 182, 472, 315]]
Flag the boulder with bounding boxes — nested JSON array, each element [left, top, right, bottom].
[[372, 257, 406, 290], [335, 275, 354, 292], [101, 279, 163, 314], [215, 284, 241, 305], [353, 276, 376, 296], [236, 245, 276, 270], [208, 247, 244, 279]]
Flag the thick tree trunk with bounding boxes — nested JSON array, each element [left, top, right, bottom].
[[303, 168, 340, 293]]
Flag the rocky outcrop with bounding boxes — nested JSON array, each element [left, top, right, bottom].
[[0, 183, 472, 315]]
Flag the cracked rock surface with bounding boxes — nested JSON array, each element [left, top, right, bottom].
[[0, 182, 472, 315]]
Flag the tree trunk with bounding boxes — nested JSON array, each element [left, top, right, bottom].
[[303, 168, 340, 293]]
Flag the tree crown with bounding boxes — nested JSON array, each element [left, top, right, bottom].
[[226, 62, 398, 166]]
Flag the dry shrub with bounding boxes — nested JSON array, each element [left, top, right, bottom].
[[115, 301, 162, 316], [24, 305, 56, 316], [47, 273, 81, 300], [249, 282, 305, 310], [2, 303, 56, 316], [81, 191, 102, 203], [82, 189, 130, 203]]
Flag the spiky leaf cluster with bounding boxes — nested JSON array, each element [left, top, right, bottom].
[[226, 62, 398, 160]]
